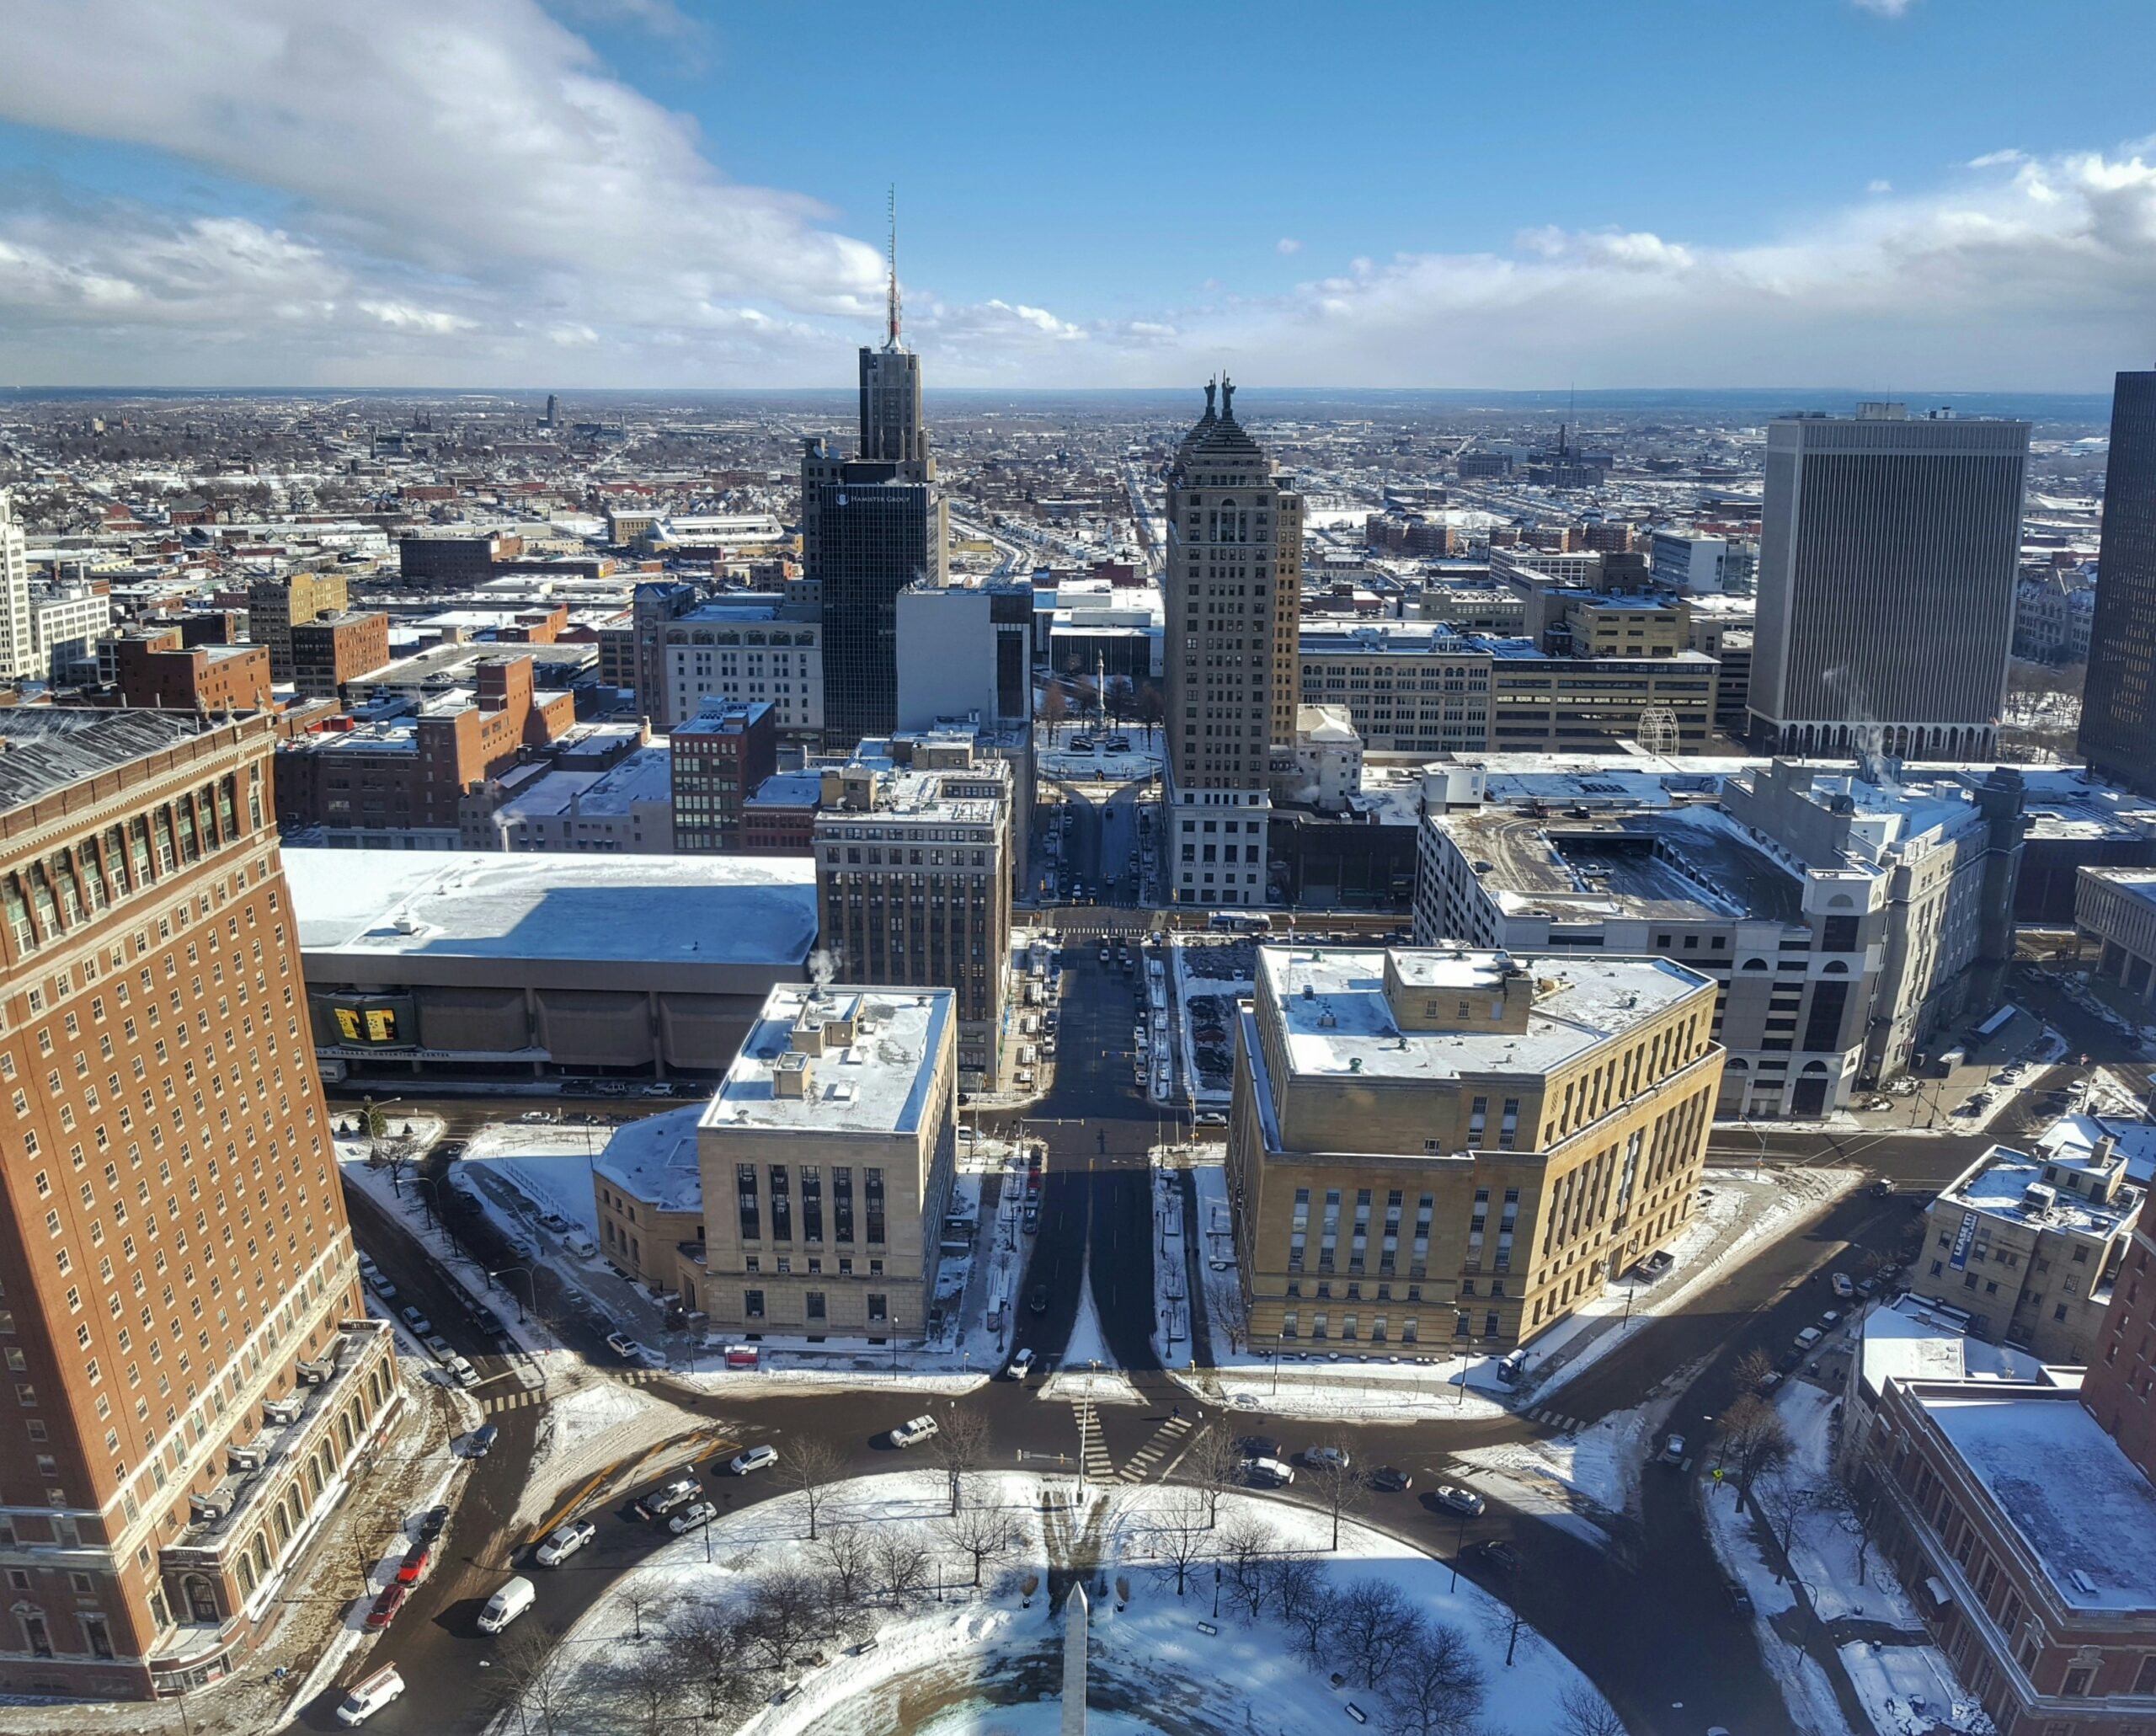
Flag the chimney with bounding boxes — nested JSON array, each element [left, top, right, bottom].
[[773, 1050, 811, 1098]]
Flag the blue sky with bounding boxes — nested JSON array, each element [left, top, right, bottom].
[[0, 0, 2150, 387]]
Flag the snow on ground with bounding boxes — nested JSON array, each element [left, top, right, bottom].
[[458, 1119, 610, 1241], [526, 1470, 1620, 1736], [1450, 1402, 1661, 1528], [1041, 1260, 1148, 1407], [1700, 1375, 1989, 1736]]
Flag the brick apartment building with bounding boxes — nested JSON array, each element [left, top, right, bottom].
[[109, 629, 273, 716], [396, 534, 520, 586], [275, 654, 574, 841], [0, 709, 392, 1697], [287, 611, 390, 703], [244, 573, 348, 684], [670, 699, 776, 853]]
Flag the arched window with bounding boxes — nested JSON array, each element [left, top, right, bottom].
[[1742, 958, 1769, 971], [1823, 959, 1849, 974]]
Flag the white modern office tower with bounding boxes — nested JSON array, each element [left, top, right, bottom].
[[1748, 402, 2028, 758], [0, 490, 33, 682], [1163, 380, 1304, 906]]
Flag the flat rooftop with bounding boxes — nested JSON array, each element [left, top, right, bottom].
[[1856, 1294, 2050, 1401], [1939, 1144, 2139, 1240], [286, 848, 817, 969], [1257, 945, 1712, 1083], [2083, 866, 2156, 907], [702, 984, 951, 1137], [594, 1104, 703, 1214], [1437, 804, 1801, 924], [1921, 1390, 2156, 1612]]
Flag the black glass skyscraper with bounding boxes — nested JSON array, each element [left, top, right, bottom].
[[815, 463, 940, 745], [2080, 371, 2156, 795]]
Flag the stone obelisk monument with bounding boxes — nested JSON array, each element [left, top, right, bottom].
[[1059, 1583, 1089, 1735]]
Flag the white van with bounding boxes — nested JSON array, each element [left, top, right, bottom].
[[477, 1573, 536, 1633], [336, 1664, 406, 1726]]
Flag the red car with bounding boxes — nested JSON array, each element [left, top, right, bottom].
[[394, 1546, 431, 1586], [364, 1583, 407, 1630]]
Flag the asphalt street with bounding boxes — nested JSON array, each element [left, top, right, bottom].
[[303, 827, 2148, 1734]]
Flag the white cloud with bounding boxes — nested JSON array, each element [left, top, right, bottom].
[[1851, 0, 1915, 15], [1276, 238, 1302, 255], [357, 300, 475, 335], [1967, 148, 2026, 169], [1867, 179, 1893, 195]]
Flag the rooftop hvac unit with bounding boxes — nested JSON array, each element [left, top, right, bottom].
[[226, 1445, 267, 1473], [262, 1397, 303, 1426], [296, 1359, 332, 1386], [2020, 1183, 2057, 1212], [189, 1492, 231, 1523]]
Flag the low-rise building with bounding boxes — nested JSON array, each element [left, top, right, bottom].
[[109, 626, 274, 713], [1916, 1140, 2143, 1365], [684, 982, 959, 1338], [743, 769, 824, 854], [592, 1106, 705, 1288], [247, 570, 349, 681], [289, 609, 391, 702], [486, 742, 675, 853], [659, 597, 822, 740], [1297, 623, 1492, 756], [1226, 944, 1723, 1354], [275, 655, 576, 845], [671, 698, 777, 854], [287, 847, 817, 1082]]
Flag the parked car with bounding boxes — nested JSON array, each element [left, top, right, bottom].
[[1724, 1582, 1754, 1616], [1658, 1435, 1688, 1467], [446, 1355, 480, 1389], [668, 1500, 718, 1536], [363, 1584, 407, 1630], [1432, 1483, 1484, 1516], [1245, 1457, 1296, 1488], [1239, 1435, 1281, 1461], [1195, 1110, 1227, 1128], [368, 1274, 398, 1301], [424, 1333, 453, 1359], [725, 1445, 779, 1477], [1469, 1539, 1520, 1573], [1302, 1445, 1351, 1472], [1831, 1272, 1855, 1299], [399, 1306, 432, 1337], [889, 1414, 940, 1449], [534, 1520, 595, 1567], [1369, 1466, 1412, 1493], [417, 1504, 451, 1541], [605, 1332, 642, 1361], [394, 1546, 431, 1586], [467, 1424, 499, 1458], [336, 1664, 406, 1727]]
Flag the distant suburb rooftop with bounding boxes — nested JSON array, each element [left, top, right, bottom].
[[1256, 944, 1713, 1082], [284, 848, 818, 969], [703, 983, 952, 1136]]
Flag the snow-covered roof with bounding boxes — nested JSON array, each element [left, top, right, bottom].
[[702, 984, 951, 1138], [1922, 1391, 2156, 1612], [594, 1105, 704, 1215], [1257, 945, 1711, 1084], [2033, 1113, 2156, 1187], [1856, 1294, 2050, 1401], [286, 849, 816, 968]]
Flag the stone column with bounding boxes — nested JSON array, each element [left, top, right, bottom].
[[1059, 1582, 1088, 1736]]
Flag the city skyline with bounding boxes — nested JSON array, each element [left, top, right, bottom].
[[1, 1, 2153, 390]]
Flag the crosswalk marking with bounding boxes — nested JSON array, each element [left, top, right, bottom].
[[1070, 1401, 1114, 1481], [1525, 1407, 1585, 1434], [1116, 1411, 1193, 1483], [480, 1366, 667, 1414]]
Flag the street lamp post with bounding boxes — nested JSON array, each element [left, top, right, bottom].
[[489, 1266, 534, 1323]]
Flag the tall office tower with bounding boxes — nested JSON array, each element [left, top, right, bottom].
[[0, 710, 389, 1698], [1748, 402, 2029, 760], [2079, 371, 2156, 796], [0, 490, 35, 683], [858, 196, 929, 472], [813, 745, 1012, 1084], [1164, 379, 1304, 906]]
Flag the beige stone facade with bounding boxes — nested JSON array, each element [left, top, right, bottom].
[[686, 984, 957, 1340], [1227, 945, 1722, 1356]]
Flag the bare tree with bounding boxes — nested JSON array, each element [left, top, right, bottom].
[[1190, 1424, 1244, 1528], [1816, 1474, 1876, 1587], [619, 1580, 658, 1643], [1556, 1679, 1630, 1736], [1271, 1555, 1338, 1661], [786, 1434, 847, 1541], [937, 1502, 1016, 1589], [1732, 1348, 1775, 1394], [603, 1645, 690, 1736], [744, 1568, 826, 1679], [1220, 1512, 1277, 1619], [1716, 1392, 1793, 1504], [873, 1525, 933, 1607], [1135, 681, 1164, 746], [1753, 1467, 1809, 1564], [1305, 1443, 1366, 1552], [1039, 681, 1068, 745], [814, 1517, 876, 1606], [929, 1405, 993, 1516], [1379, 1616, 1486, 1736], [489, 1626, 579, 1736], [666, 1600, 758, 1724], [1334, 1578, 1418, 1689], [1142, 1487, 1212, 1596]]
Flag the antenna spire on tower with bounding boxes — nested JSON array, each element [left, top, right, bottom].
[[886, 184, 902, 350]]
